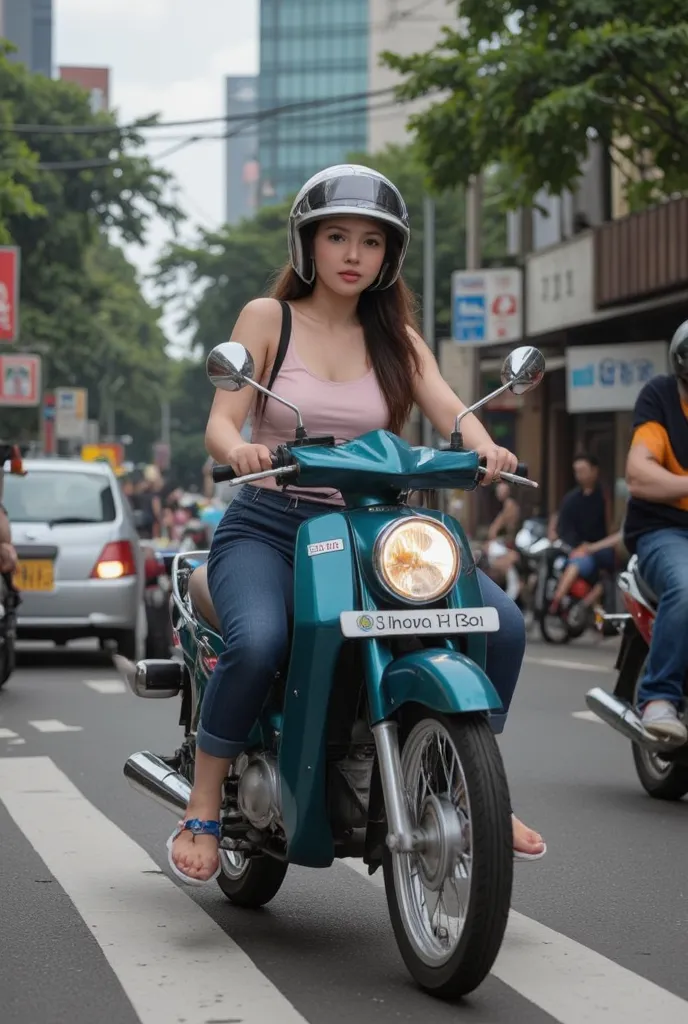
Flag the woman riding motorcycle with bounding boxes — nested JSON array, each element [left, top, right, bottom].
[[170, 165, 546, 884]]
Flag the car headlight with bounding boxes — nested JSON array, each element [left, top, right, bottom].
[[373, 518, 460, 604]]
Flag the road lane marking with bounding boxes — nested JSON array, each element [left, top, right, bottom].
[[0, 727, 19, 739], [525, 655, 614, 673], [28, 720, 83, 733], [342, 859, 688, 1023], [572, 710, 604, 723], [0, 756, 309, 1024], [83, 679, 127, 694]]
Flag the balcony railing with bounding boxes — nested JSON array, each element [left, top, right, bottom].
[[595, 197, 688, 307]]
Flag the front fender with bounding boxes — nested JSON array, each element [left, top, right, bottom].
[[377, 649, 502, 721]]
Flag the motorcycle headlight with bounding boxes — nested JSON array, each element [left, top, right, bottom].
[[373, 518, 460, 604]]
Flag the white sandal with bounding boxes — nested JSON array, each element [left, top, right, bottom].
[[166, 818, 221, 886]]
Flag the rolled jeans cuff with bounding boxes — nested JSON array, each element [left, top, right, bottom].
[[196, 723, 246, 759]]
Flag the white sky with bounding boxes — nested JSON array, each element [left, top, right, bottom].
[[55, 0, 260, 349]]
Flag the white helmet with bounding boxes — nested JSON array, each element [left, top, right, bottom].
[[288, 164, 410, 290]]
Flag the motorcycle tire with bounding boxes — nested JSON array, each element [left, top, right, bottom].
[[632, 672, 688, 800], [216, 852, 287, 908], [538, 610, 571, 644], [382, 708, 512, 999], [0, 639, 15, 687]]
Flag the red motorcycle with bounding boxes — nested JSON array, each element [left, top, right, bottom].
[[586, 555, 688, 799]]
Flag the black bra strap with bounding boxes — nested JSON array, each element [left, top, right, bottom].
[[267, 300, 291, 393]]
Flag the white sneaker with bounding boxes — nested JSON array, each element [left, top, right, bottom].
[[641, 700, 688, 744]]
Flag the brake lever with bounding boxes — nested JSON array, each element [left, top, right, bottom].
[[226, 465, 299, 487], [478, 466, 539, 489]]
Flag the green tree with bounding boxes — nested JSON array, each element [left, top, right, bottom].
[[0, 43, 181, 449], [383, 1, 688, 209]]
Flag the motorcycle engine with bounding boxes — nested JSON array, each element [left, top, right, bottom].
[[236, 753, 282, 830]]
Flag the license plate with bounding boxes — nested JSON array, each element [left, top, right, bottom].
[[13, 559, 55, 592], [340, 607, 500, 638]]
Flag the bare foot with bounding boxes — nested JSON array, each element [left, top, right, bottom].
[[170, 811, 220, 882], [512, 814, 545, 856]]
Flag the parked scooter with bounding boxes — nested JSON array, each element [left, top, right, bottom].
[[118, 343, 545, 997], [587, 557, 688, 799]]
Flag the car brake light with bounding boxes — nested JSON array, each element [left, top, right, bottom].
[[92, 541, 137, 579]]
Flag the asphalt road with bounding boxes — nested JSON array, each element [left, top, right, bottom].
[[1, 635, 687, 1024]]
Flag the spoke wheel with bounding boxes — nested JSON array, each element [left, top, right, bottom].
[[383, 709, 512, 998]]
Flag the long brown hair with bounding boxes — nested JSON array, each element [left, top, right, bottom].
[[257, 225, 422, 435]]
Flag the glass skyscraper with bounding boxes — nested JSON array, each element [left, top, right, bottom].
[[0, 0, 53, 77], [258, 0, 369, 204]]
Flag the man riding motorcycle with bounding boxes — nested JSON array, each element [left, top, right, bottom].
[[624, 321, 688, 743]]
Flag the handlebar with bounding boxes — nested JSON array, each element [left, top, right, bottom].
[[212, 450, 295, 484], [477, 459, 538, 489], [212, 451, 538, 489]]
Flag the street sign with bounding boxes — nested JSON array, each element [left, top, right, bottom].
[[0, 354, 41, 406], [55, 387, 88, 440], [451, 268, 523, 346], [81, 443, 124, 470], [0, 246, 20, 344]]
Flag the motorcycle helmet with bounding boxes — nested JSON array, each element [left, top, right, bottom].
[[669, 320, 688, 382], [288, 164, 410, 290]]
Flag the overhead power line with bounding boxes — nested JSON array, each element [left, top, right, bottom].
[[0, 97, 404, 172], [0, 87, 396, 136]]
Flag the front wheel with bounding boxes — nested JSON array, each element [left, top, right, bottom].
[[216, 850, 288, 908], [383, 710, 513, 998]]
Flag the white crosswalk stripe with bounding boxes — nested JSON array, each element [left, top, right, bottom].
[[28, 719, 83, 733], [83, 679, 127, 694], [342, 859, 688, 1023], [0, 756, 308, 1024], [1, 756, 686, 1024]]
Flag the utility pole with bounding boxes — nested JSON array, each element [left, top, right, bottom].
[[465, 173, 483, 537], [421, 194, 435, 448]]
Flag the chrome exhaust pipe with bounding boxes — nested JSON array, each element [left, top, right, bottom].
[[124, 751, 191, 815], [585, 687, 681, 751]]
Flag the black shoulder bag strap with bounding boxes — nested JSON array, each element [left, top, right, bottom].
[[266, 300, 291, 393]]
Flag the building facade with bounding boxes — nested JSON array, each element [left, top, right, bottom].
[[256, 0, 458, 205], [59, 66, 111, 113], [258, 0, 369, 204], [0, 0, 52, 77], [225, 76, 259, 226]]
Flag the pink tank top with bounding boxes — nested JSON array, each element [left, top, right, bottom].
[[251, 311, 390, 503]]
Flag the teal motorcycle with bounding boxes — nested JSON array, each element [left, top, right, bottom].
[[121, 342, 544, 998]]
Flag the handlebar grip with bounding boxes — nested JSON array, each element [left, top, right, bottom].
[[212, 450, 287, 483], [212, 464, 237, 483]]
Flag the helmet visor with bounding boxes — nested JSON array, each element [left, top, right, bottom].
[[299, 175, 406, 220]]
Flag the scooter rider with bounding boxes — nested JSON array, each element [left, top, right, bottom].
[[624, 320, 688, 743], [169, 165, 546, 884]]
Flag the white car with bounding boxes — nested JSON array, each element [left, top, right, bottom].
[[4, 458, 146, 657]]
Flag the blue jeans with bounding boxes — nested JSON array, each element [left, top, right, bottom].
[[568, 547, 615, 584], [636, 528, 688, 709], [197, 485, 526, 758]]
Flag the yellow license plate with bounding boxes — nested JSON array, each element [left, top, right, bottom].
[[13, 559, 55, 592]]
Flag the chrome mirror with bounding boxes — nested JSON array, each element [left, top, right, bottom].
[[206, 342, 255, 392], [501, 346, 545, 396]]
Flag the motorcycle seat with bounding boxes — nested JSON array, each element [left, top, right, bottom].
[[631, 563, 658, 607], [188, 564, 220, 631]]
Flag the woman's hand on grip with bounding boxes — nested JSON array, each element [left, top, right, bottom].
[[476, 443, 518, 486], [227, 443, 273, 476]]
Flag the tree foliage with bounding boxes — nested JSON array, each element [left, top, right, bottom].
[[383, 1, 688, 209], [0, 43, 181, 455]]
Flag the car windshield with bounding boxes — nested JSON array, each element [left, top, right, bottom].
[[3, 470, 116, 524]]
